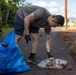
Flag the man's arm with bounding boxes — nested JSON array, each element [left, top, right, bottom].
[[45, 28, 51, 52], [24, 13, 34, 35], [24, 8, 46, 35], [45, 34, 51, 52], [24, 8, 46, 43]]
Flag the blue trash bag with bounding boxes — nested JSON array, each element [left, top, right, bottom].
[[0, 30, 31, 74]]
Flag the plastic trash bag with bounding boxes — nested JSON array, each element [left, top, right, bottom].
[[37, 58, 68, 69], [0, 30, 31, 74]]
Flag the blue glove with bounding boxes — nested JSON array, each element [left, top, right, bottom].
[[25, 35, 31, 43]]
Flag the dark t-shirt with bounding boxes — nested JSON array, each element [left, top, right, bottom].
[[17, 5, 51, 34]]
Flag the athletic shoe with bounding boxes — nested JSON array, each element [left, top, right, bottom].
[[49, 56, 55, 60], [28, 56, 38, 65]]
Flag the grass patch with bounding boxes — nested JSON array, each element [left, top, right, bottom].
[[2, 27, 14, 34]]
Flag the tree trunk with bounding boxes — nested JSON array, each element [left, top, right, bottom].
[[0, 4, 2, 27], [5, 6, 10, 23]]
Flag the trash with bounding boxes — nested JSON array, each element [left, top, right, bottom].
[[37, 58, 68, 69], [0, 30, 31, 74]]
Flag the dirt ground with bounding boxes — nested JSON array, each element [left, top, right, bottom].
[[61, 27, 76, 61]]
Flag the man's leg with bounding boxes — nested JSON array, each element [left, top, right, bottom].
[[16, 34, 22, 43], [28, 33, 40, 64], [30, 33, 39, 53], [14, 13, 24, 43]]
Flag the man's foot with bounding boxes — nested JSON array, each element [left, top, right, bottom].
[[47, 52, 55, 60], [50, 56, 55, 60], [28, 56, 38, 65]]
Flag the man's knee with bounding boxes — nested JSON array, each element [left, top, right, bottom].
[[31, 34, 40, 41]]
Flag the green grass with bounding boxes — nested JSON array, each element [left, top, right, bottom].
[[1, 27, 44, 34], [2, 27, 14, 34]]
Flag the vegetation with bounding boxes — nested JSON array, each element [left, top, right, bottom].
[[0, 0, 31, 33], [2, 27, 14, 34]]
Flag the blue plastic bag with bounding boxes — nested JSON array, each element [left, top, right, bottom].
[[0, 30, 31, 74]]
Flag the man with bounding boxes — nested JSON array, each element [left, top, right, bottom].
[[14, 5, 64, 64]]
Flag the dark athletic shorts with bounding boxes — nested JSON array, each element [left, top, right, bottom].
[[14, 14, 39, 36]]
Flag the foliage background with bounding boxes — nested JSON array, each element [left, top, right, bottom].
[[0, 0, 31, 28]]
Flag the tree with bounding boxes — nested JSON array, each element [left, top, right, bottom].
[[0, 4, 2, 27], [0, 0, 31, 27], [0, 0, 6, 26]]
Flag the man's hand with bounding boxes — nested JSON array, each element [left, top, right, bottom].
[[25, 35, 31, 43]]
